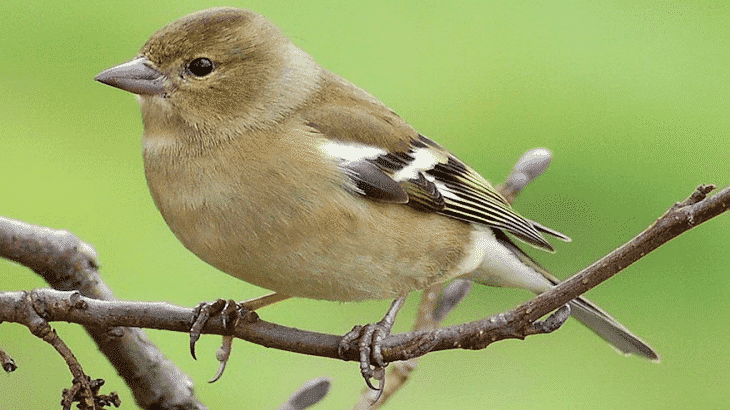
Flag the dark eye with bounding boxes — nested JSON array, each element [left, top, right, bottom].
[[187, 57, 215, 77]]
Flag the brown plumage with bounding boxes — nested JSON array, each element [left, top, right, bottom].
[[95, 7, 657, 360]]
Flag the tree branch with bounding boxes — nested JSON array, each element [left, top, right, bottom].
[[0, 216, 207, 410], [2, 146, 728, 410], [2, 184, 726, 366]]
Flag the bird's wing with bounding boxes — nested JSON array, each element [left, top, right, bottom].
[[306, 73, 568, 252], [319, 132, 563, 252]]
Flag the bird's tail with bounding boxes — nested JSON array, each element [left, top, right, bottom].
[[565, 294, 658, 360], [464, 229, 658, 361]]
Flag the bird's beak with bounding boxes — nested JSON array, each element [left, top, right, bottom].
[[95, 57, 166, 96]]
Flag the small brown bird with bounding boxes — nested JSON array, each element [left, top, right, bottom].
[[95, 7, 657, 388]]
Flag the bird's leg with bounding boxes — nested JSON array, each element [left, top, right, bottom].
[[239, 292, 292, 311], [338, 297, 406, 399]]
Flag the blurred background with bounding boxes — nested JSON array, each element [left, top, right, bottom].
[[2, 1, 728, 409]]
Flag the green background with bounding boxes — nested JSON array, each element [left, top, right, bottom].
[[2, 1, 728, 409]]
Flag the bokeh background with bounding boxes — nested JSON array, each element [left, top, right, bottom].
[[2, 1, 728, 409]]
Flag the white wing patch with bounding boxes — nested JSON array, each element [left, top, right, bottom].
[[390, 147, 445, 182], [318, 140, 386, 163]]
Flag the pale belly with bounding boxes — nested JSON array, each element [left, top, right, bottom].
[[155, 180, 473, 301]]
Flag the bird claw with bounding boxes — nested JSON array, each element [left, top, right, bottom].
[[339, 322, 388, 398], [337, 298, 405, 402], [189, 296, 270, 382], [189, 299, 237, 360], [209, 335, 234, 383]]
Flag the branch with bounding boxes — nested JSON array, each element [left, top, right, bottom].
[[513, 183, 724, 326], [3, 185, 726, 368], [379, 184, 729, 355], [0, 216, 207, 410]]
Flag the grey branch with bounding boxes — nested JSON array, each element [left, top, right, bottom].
[[2, 184, 726, 368], [0, 216, 206, 410], [2, 142, 729, 410]]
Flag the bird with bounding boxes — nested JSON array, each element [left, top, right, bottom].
[[95, 6, 657, 391]]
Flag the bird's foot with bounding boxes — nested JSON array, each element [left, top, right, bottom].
[[339, 323, 389, 392], [189, 299, 240, 360], [190, 299, 253, 383], [337, 298, 405, 401], [190, 295, 286, 382]]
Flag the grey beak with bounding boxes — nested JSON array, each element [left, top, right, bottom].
[[95, 57, 166, 95]]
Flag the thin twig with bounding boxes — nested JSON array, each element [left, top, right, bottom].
[[11, 290, 97, 409]]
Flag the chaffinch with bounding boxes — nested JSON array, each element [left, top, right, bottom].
[[95, 7, 657, 387]]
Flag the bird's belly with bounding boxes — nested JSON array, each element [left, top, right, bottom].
[[159, 185, 470, 301]]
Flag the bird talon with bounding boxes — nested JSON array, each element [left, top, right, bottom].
[[364, 373, 380, 391], [337, 325, 363, 359], [371, 326, 389, 368], [340, 322, 389, 391], [189, 299, 232, 360], [209, 335, 234, 383], [221, 299, 239, 329], [339, 298, 405, 399]]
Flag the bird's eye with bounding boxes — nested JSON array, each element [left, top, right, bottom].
[[187, 57, 215, 77]]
